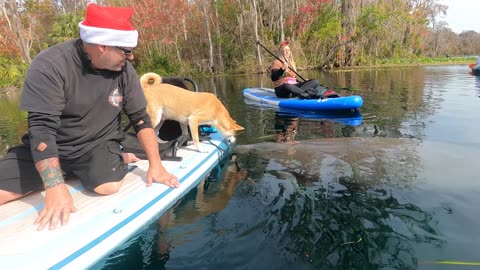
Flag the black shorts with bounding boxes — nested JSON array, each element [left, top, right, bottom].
[[0, 140, 128, 194]]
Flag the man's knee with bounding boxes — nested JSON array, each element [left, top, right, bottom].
[[0, 190, 25, 205], [93, 180, 124, 195]]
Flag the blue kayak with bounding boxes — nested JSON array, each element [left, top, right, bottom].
[[242, 87, 363, 111]]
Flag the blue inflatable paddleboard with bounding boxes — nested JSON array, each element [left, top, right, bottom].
[[243, 87, 363, 111]]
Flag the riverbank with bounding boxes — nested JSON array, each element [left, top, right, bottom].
[[320, 56, 476, 71], [350, 60, 473, 69], [1, 57, 476, 94], [332, 62, 474, 72]]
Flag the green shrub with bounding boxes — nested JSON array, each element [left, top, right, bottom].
[[135, 52, 180, 76], [0, 57, 28, 91]]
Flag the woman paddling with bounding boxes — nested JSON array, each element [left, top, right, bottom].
[[270, 41, 338, 99]]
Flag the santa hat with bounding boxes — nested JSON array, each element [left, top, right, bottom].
[[79, 3, 138, 47]]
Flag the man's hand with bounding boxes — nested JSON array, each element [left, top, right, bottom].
[[136, 128, 179, 188], [34, 157, 77, 230], [146, 165, 179, 188], [34, 183, 77, 231]]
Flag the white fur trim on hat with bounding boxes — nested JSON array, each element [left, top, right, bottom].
[[79, 22, 138, 47]]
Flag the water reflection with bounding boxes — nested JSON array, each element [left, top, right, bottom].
[[232, 138, 440, 269], [320, 68, 428, 139], [240, 107, 363, 146], [273, 115, 300, 144], [166, 154, 247, 225], [97, 154, 248, 270], [475, 76, 480, 97]]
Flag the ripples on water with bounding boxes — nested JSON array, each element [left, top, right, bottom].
[[2, 66, 479, 269]]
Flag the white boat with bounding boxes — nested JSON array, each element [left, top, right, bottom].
[[0, 132, 229, 269]]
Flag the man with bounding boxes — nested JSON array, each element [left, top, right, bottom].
[[0, 3, 179, 231]]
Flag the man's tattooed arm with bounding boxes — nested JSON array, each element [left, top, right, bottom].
[[35, 157, 64, 189]]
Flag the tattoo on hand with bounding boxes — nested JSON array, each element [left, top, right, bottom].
[[36, 158, 64, 189]]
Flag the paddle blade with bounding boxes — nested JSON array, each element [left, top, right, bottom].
[[469, 63, 475, 69]]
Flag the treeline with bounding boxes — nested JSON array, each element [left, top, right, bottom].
[[1, 0, 479, 89]]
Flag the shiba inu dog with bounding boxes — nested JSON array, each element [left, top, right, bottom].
[[140, 72, 244, 152]]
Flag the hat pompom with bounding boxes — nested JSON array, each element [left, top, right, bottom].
[[79, 3, 138, 47]]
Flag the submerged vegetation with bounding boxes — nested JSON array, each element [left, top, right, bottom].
[[0, 0, 479, 90]]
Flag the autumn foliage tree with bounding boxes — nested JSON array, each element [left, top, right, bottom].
[[127, 0, 189, 74], [0, 0, 479, 90], [0, 15, 21, 59]]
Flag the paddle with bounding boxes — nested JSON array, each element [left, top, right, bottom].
[[256, 40, 307, 82], [469, 63, 475, 69], [256, 40, 341, 98]]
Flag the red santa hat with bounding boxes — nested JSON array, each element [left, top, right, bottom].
[[79, 3, 138, 47]]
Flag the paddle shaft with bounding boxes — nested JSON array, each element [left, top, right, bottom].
[[256, 40, 306, 82]]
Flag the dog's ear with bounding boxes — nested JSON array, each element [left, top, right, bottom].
[[233, 122, 245, 131]]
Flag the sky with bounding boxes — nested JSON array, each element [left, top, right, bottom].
[[439, 0, 480, 33]]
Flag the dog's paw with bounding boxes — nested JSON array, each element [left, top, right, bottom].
[[228, 136, 236, 143], [195, 145, 208, 153]]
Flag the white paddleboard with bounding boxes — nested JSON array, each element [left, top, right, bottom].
[[0, 132, 229, 269]]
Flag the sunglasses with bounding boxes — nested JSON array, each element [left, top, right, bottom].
[[115, 46, 135, 57]]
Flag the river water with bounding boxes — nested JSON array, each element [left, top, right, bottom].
[[1, 65, 479, 269]]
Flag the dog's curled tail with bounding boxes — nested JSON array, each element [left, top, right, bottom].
[[140, 72, 162, 87]]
